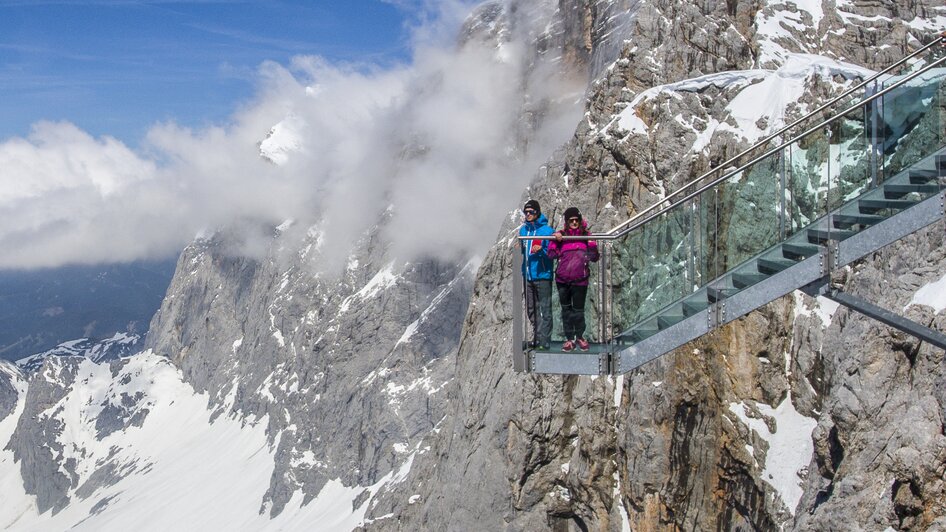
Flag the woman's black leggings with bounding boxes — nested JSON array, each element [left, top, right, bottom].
[[557, 283, 588, 341]]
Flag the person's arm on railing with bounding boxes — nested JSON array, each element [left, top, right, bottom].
[[586, 238, 600, 263], [548, 232, 562, 259]]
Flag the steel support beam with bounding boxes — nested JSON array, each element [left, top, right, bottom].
[[824, 290, 946, 350]]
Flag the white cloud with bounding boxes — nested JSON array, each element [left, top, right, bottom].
[[0, 0, 583, 270]]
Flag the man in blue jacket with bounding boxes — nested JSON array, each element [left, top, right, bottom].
[[519, 199, 554, 350]]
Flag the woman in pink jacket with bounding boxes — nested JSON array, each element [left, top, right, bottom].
[[548, 207, 599, 352]]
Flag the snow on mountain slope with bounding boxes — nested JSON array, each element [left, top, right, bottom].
[[15, 333, 141, 373], [0, 352, 275, 530], [0, 361, 29, 525], [603, 53, 874, 150], [0, 349, 423, 531], [259, 114, 307, 165]]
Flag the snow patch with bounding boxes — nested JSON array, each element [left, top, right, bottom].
[[793, 291, 840, 327], [259, 114, 307, 165], [905, 272, 946, 314], [339, 261, 398, 313], [728, 394, 816, 514]]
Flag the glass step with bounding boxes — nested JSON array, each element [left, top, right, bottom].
[[858, 198, 918, 213], [833, 213, 885, 229], [627, 327, 658, 343], [883, 184, 940, 198], [657, 313, 685, 330], [781, 243, 820, 260], [682, 299, 709, 317], [909, 169, 940, 184], [732, 272, 769, 289], [807, 229, 856, 244], [708, 286, 740, 302], [757, 258, 796, 274]]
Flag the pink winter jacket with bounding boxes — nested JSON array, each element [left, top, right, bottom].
[[547, 221, 599, 286]]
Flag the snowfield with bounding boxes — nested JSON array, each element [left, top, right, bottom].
[[0, 352, 399, 531]]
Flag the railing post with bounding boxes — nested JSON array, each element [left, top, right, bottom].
[[598, 238, 607, 346], [825, 125, 833, 241], [512, 243, 528, 372], [778, 149, 787, 240], [868, 79, 881, 187]]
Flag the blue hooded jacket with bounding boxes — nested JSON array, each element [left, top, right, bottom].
[[519, 213, 554, 281]]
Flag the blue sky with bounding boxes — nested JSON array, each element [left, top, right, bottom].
[[0, 0, 414, 144]]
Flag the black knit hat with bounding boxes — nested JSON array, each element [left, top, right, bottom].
[[563, 206, 582, 221], [523, 199, 541, 213]]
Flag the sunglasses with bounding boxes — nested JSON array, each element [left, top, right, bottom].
[[523, 209, 537, 215], [567, 217, 581, 224]]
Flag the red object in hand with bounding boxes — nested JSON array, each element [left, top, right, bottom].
[[530, 243, 542, 253]]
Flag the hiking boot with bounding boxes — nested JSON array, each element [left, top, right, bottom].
[[562, 340, 575, 352], [577, 338, 590, 351]]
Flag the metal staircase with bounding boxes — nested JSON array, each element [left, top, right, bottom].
[[513, 35, 946, 375]]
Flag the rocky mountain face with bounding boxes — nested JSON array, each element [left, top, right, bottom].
[[2, 0, 945, 530], [365, 1, 946, 531], [142, 0, 636, 520]]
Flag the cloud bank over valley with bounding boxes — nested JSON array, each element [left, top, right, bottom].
[[0, 2, 585, 271]]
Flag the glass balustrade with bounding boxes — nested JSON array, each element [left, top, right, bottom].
[[515, 42, 946, 370], [606, 61, 946, 347]]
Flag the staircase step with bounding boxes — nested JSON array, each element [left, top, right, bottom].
[[808, 229, 856, 244], [757, 258, 795, 274], [832, 213, 884, 229], [781, 243, 820, 260], [657, 314, 685, 330], [627, 328, 658, 343], [682, 300, 709, 316], [909, 169, 939, 184], [883, 184, 939, 198], [707, 287, 739, 302], [858, 198, 917, 214], [732, 272, 769, 289]]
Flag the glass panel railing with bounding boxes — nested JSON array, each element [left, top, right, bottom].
[[880, 69, 946, 180], [517, 42, 946, 369], [547, 247, 602, 346], [830, 108, 872, 203], [784, 128, 829, 238], [715, 157, 782, 274], [610, 201, 702, 337]]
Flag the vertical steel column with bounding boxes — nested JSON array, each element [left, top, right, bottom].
[[686, 199, 697, 292], [778, 149, 787, 240], [598, 238, 607, 345], [692, 195, 703, 290], [825, 125, 833, 241], [869, 80, 881, 187], [606, 241, 614, 347], [512, 244, 527, 372]]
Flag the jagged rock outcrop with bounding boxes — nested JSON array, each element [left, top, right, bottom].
[[0, 362, 20, 428]]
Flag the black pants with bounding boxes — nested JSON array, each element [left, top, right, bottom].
[[557, 283, 588, 341], [526, 280, 552, 346]]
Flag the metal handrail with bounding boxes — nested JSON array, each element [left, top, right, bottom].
[[604, 53, 946, 240], [517, 38, 946, 243], [601, 35, 946, 237]]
